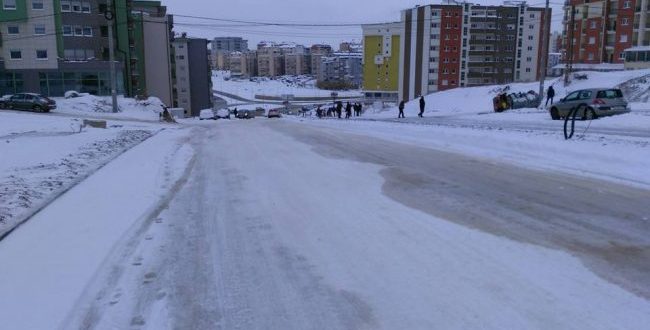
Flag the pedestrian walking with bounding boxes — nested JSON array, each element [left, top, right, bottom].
[[336, 101, 343, 119], [418, 96, 425, 118], [546, 85, 556, 107], [398, 100, 405, 118], [345, 102, 352, 119]]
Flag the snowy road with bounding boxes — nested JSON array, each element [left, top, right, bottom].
[[2, 119, 650, 329]]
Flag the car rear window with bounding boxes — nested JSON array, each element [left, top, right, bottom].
[[597, 89, 623, 99]]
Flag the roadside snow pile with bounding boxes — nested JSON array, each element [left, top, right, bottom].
[[212, 70, 362, 100], [54, 95, 165, 119], [369, 69, 650, 118], [0, 115, 154, 238]]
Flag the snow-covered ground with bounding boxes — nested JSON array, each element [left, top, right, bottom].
[[212, 71, 362, 101], [0, 110, 166, 238], [0, 126, 195, 329]]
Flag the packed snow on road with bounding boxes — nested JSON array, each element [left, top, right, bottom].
[[1, 69, 649, 329]]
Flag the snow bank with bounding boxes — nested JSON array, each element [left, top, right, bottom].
[[53, 94, 166, 120]]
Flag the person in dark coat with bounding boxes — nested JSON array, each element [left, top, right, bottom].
[[418, 96, 425, 118], [345, 102, 352, 119], [358, 103, 363, 115], [398, 100, 405, 118], [336, 101, 343, 119], [546, 85, 556, 107]]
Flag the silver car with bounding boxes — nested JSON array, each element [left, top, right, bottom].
[[548, 88, 630, 120]]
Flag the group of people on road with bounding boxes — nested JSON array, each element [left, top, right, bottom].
[[316, 101, 364, 119], [397, 96, 426, 119]]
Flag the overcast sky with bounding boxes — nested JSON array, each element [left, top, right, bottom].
[[162, 0, 564, 49]]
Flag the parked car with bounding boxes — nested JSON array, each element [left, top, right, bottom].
[[199, 109, 216, 120], [0, 93, 56, 112], [236, 110, 255, 119], [215, 108, 231, 119], [548, 88, 630, 120], [267, 109, 281, 118]]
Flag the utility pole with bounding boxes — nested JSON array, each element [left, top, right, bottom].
[[564, 4, 576, 86], [538, 0, 550, 106], [106, 0, 119, 113]]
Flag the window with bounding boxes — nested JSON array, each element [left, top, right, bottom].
[[620, 34, 628, 42], [100, 25, 108, 37], [529, 14, 535, 18], [525, 68, 531, 72], [431, 34, 439, 40], [36, 50, 48, 60], [10, 50, 22, 60], [63, 25, 73, 36], [74, 26, 83, 36], [619, 52, 626, 59], [527, 46, 533, 51], [4, 0, 16, 9], [81, 1, 90, 13], [590, 21, 597, 29], [7, 25, 19, 34], [589, 36, 595, 44], [431, 23, 439, 28], [529, 24, 534, 29], [32, 0, 44, 10], [526, 57, 532, 62], [61, 0, 71, 11], [528, 35, 534, 40], [34, 24, 46, 35], [623, 1, 631, 8], [442, 79, 448, 86], [83, 26, 93, 37], [588, 53, 594, 60], [622, 18, 629, 26], [72, 1, 81, 12]]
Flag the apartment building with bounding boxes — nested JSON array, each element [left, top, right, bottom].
[[229, 51, 258, 78], [318, 53, 363, 88], [399, 2, 549, 101], [284, 45, 311, 75], [172, 36, 212, 117], [0, 0, 173, 101], [212, 37, 248, 53], [562, 0, 649, 64], [257, 42, 285, 77], [362, 22, 403, 102], [310, 44, 333, 77]]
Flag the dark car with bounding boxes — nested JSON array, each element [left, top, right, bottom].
[[236, 110, 255, 119], [267, 109, 281, 118], [0, 93, 56, 112]]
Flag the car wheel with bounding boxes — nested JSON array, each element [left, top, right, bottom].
[[550, 107, 560, 120], [583, 107, 597, 120], [33, 105, 43, 112]]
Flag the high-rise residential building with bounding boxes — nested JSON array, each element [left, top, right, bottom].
[[172, 36, 213, 117], [339, 42, 362, 53], [318, 53, 363, 88], [257, 42, 285, 77], [283, 44, 311, 75], [212, 37, 248, 53], [362, 22, 403, 102], [229, 51, 258, 78], [310, 44, 333, 76], [561, 0, 649, 64], [399, 2, 549, 101], [0, 0, 174, 101]]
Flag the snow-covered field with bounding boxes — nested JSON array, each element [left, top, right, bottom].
[[212, 71, 362, 101], [0, 111, 164, 238]]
